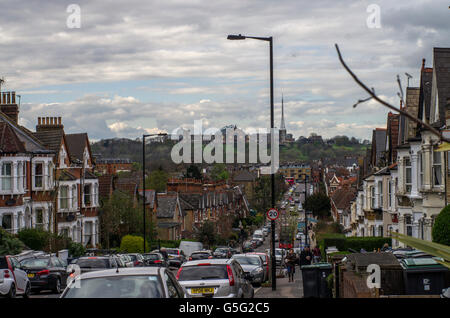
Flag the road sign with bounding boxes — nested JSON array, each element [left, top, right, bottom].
[[266, 208, 279, 221]]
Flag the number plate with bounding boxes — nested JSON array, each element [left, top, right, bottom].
[[191, 287, 214, 294], [27, 273, 35, 278]]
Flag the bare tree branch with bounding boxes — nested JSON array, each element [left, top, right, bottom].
[[335, 44, 449, 143]]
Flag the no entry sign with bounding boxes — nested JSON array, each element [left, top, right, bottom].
[[266, 208, 279, 221]]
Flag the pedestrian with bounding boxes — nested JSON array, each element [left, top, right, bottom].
[[381, 243, 391, 252], [299, 246, 313, 268], [159, 247, 168, 261], [312, 246, 321, 263], [285, 249, 297, 282]]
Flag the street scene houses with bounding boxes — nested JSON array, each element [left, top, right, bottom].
[[0, 91, 99, 246], [329, 47, 450, 247]]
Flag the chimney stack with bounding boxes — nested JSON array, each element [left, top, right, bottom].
[[0, 91, 19, 124], [36, 116, 64, 132]]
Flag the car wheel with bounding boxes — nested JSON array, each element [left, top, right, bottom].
[[7, 283, 16, 298], [23, 283, 31, 298], [53, 278, 61, 294]]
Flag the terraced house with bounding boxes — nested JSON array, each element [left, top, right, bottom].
[[350, 47, 450, 246], [0, 91, 99, 246]]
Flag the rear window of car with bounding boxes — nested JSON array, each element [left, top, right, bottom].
[[0, 257, 8, 269], [233, 256, 261, 266], [166, 249, 179, 255], [20, 258, 50, 268], [144, 254, 159, 260], [178, 265, 228, 281], [75, 258, 110, 268], [192, 252, 209, 257]]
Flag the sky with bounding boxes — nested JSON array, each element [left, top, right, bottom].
[[0, 0, 449, 141]]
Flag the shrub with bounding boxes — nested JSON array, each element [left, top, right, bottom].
[[69, 242, 86, 257], [18, 228, 50, 251], [345, 237, 391, 252], [0, 228, 25, 255], [120, 235, 145, 253], [432, 205, 450, 246]]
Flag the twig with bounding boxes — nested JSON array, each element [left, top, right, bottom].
[[335, 44, 449, 143]]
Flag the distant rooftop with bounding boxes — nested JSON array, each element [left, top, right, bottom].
[[96, 158, 132, 164]]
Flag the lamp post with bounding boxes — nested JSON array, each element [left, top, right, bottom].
[[142, 133, 167, 253], [227, 34, 276, 290]]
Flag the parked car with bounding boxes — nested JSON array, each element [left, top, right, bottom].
[[252, 233, 264, 245], [213, 247, 232, 259], [165, 248, 187, 268], [246, 252, 270, 282], [266, 248, 285, 266], [117, 254, 134, 267], [61, 267, 188, 298], [0, 255, 30, 298], [189, 250, 213, 261], [176, 258, 254, 298], [69, 256, 118, 276], [19, 255, 68, 294], [231, 254, 265, 286], [242, 241, 254, 253], [143, 253, 168, 267], [126, 253, 145, 267]]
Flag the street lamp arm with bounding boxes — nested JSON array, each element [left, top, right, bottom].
[[227, 34, 271, 42]]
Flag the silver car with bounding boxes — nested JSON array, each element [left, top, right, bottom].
[[231, 254, 265, 286], [0, 255, 30, 298], [61, 267, 188, 298], [176, 259, 254, 298]]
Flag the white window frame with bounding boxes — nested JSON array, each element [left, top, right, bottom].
[[432, 151, 442, 187], [404, 157, 412, 193], [1, 162, 12, 191]]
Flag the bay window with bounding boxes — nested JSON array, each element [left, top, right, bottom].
[[60, 186, 69, 209], [34, 162, 43, 188], [1, 162, 12, 191], [432, 151, 442, 186], [404, 157, 412, 193]]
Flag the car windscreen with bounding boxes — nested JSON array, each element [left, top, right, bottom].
[[215, 248, 228, 253], [178, 265, 228, 281], [166, 249, 179, 255], [20, 258, 50, 268], [63, 275, 164, 298], [143, 254, 160, 260], [233, 256, 261, 266], [75, 258, 110, 268]]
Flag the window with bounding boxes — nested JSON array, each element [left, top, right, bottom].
[[35, 208, 44, 230], [84, 184, 91, 206], [378, 182, 383, 208], [34, 163, 43, 188], [419, 152, 424, 188], [47, 163, 53, 188], [388, 181, 392, 208], [1, 162, 12, 191], [432, 151, 442, 186], [22, 162, 27, 190], [1, 214, 12, 231], [16, 163, 21, 190], [378, 225, 383, 237], [17, 214, 22, 230], [165, 273, 181, 298], [405, 215, 412, 236], [404, 157, 412, 193], [371, 187, 375, 209], [194, 211, 198, 223], [72, 185, 77, 209], [60, 186, 69, 209]]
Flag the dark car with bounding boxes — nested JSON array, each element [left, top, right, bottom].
[[70, 256, 118, 275], [126, 253, 145, 267], [188, 250, 213, 261], [213, 247, 232, 259], [19, 255, 68, 294], [242, 241, 254, 253], [165, 248, 186, 268], [143, 253, 168, 267]]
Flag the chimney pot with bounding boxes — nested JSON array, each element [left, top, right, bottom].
[[46, 117, 49, 125], [58, 117, 61, 125], [6, 92, 10, 104], [11, 92, 15, 104], [38, 117, 41, 125]]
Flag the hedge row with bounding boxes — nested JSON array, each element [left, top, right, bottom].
[[321, 236, 392, 253]]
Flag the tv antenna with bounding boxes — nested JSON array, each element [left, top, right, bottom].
[[405, 73, 413, 87], [0, 77, 5, 93]]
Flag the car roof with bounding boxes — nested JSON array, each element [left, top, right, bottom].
[[77, 256, 110, 259], [233, 254, 260, 258], [191, 250, 211, 253], [75, 267, 163, 280], [182, 259, 232, 266]]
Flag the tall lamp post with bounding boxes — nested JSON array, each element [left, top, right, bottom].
[[227, 34, 276, 290], [142, 133, 167, 253]]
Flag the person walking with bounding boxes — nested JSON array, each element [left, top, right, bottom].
[[312, 246, 321, 263], [285, 249, 297, 282], [299, 246, 313, 268]]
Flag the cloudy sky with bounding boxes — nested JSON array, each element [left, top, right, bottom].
[[1, 0, 449, 141]]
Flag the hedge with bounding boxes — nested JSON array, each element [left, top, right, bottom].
[[317, 234, 392, 258], [120, 235, 146, 253], [432, 205, 450, 246]]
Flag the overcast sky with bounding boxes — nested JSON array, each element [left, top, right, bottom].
[[1, 0, 449, 141]]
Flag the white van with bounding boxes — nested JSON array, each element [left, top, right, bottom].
[[179, 241, 204, 257]]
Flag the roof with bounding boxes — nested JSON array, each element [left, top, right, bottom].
[[156, 195, 180, 218], [33, 130, 64, 153], [98, 175, 114, 198], [138, 189, 156, 208], [386, 112, 400, 165], [65, 133, 88, 161], [432, 48, 450, 127], [418, 67, 433, 123], [233, 170, 257, 182], [179, 193, 202, 209], [371, 128, 386, 167], [0, 122, 26, 153], [157, 222, 181, 229], [331, 187, 357, 211], [59, 169, 77, 181]]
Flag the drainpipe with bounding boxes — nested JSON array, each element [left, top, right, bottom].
[[30, 154, 34, 228]]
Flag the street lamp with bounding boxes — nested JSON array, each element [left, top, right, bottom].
[[227, 33, 276, 290], [142, 133, 167, 253]]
